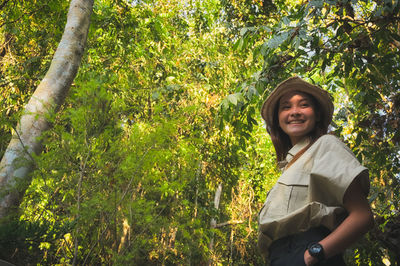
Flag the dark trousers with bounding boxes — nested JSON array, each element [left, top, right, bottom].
[[269, 227, 346, 266]]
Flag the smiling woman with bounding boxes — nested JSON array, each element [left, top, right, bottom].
[[258, 76, 374, 266], [277, 91, 318, 145], [261, 77, 333, 164]]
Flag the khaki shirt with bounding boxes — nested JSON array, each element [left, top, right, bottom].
[[258, 134, 369, 258]]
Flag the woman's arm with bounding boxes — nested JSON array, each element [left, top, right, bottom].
[[304, 175, 374, 265]]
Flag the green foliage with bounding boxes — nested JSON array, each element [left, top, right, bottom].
[[2, 0, 276, 264], [2, 0, 399, 264], [0, 219, 71, 265]]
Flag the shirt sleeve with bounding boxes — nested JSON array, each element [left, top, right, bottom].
[[309, 135, 369, 206]]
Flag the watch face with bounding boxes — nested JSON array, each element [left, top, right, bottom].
[[308, 243, 324, 260], [310, 244, 322, 254]]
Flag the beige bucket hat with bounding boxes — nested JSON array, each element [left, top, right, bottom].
[[261, 76, 334, 130]]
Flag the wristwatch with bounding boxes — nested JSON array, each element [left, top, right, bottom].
[[307, 242, 325, 261]]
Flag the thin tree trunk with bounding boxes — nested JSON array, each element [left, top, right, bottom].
[[0, 0, 94, 219], [208, 182, 222, 265], [72, 150, 88, 266], [193, 160, 202, 219]]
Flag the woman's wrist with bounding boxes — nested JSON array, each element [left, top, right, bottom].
[[304, 249, 319, 266]]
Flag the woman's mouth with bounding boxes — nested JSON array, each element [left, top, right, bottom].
[[288, 120, 304, 124]]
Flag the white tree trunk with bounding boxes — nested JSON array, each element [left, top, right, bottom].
[[208, 183, 222, 265], [0, 0, 94, 219]]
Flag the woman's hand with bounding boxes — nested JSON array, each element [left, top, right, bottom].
[[304, 249, 319, 265]]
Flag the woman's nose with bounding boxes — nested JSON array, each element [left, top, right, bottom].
[[289, 107, 301, 116]]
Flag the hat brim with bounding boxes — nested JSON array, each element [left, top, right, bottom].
[[261, 76, 334, 131]]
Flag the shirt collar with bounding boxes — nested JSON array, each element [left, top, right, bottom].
[[286, 137, 311, 163]]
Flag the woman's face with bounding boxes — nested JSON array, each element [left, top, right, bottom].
[[278, 91, 319, 145]]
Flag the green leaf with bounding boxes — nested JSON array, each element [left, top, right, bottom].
[[309, 0, 324, 8], [282, 17, 291, 25], [267, 31, 290, 49], [233, 38, 244, 51], [227, 93, 244, 106]]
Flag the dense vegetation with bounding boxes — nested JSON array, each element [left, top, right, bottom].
[[0, 0, 399, 264]]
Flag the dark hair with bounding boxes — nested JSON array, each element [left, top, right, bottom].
[[268, 91, 328, 162]]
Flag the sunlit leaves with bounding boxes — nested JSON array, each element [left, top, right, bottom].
[[7, 0, 399, 264], [0, 0, 279, 264]]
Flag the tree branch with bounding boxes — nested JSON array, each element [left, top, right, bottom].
[[215, 220, 245, 228]]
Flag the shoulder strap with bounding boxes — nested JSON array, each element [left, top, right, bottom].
[[285, 139, 316, 169]]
